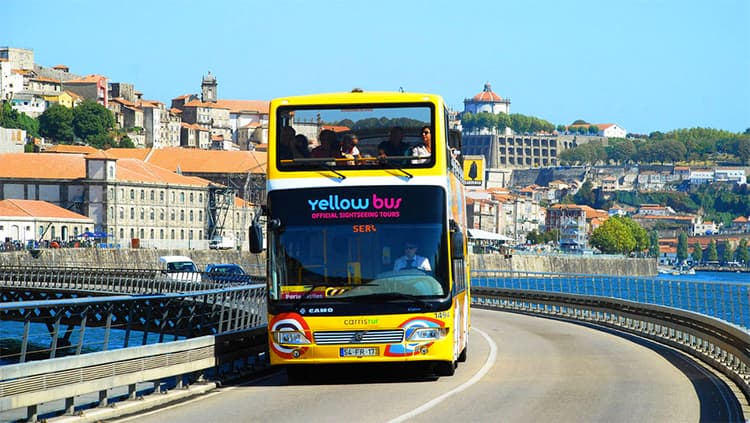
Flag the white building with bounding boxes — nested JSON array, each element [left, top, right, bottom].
[[689, 169, 714, 185], [0, 199, 94, 243], [0, 127, 25, 153], [714, 167, 746, 185], [463, 83, 510, 115], [595, 123, 627, 138]]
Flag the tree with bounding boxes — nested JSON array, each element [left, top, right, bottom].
[[72, 100, 115, 142], [736, 238, 749, 264], [590, 216, 636, 255], [721, 242, 734, 264], [648, 230, 659, 258], [0, 102, 39, 137], [691, 242, 703, 264], [706, 240, 718, 262], [676, 231, 689, 263], [118, 135, 135, 148], [38, 104, 74, 142], [606, 138, 636, 164]]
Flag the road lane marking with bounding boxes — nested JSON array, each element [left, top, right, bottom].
[[387, 327, 497, 423]]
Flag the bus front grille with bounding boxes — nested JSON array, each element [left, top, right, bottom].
[[314, 330, 404, 345]]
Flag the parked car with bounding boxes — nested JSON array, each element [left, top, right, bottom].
[[204, 263, 251, 283], [159, 255, 202, 283]]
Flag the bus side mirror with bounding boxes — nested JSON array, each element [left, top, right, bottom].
[[249, 220, 264, 254], [451, 229, 465, 260]]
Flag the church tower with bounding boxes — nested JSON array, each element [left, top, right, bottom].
[[201, 72, 217, 103]]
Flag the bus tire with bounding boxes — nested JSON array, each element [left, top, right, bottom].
[[433, 360, 456, 377]]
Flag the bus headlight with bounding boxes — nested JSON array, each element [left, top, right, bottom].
[[274, 330, 311, 345], [407, 327, 449, 341]]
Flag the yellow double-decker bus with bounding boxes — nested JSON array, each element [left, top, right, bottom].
[[249, 89, 470, 378]]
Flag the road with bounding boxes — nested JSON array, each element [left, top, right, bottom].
[[110, 308, 743, 423]]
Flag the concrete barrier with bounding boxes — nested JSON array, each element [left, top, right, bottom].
[[0, 249, 657, 276]]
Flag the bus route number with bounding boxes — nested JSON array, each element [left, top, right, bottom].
[[353, 224, 377, 233]]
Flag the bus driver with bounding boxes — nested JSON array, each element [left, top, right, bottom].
[[393, 242, 432, 272]]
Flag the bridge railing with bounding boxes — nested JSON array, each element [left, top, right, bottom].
[[472, 269, 750, 331]]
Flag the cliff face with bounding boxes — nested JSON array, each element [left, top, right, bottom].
[[0, 249, 656, 277]]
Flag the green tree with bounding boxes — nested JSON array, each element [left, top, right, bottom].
[[606, 138, 636, 163], [118, 135, 135, 148], [691, 242, 703, 263], [706, 240, 719, 262], [0, 102, 39, 137], [721, 242, 733, 264], [676, 231, 689, 263], [73, 100, 115, 142], [38, 104, 74, 142], [648, 230, 659, 258], [736, 238, 749, 264], [590, 217, 636, 254]]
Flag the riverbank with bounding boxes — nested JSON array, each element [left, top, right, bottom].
[[0, 248, 657, 276]]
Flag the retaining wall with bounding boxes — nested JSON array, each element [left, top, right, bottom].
[[0, 249, 656, 276]]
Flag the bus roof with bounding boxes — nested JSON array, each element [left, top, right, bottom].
[[270, 90, 445, 107]]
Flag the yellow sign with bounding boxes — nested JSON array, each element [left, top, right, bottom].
[[463, 157, 484, 186]]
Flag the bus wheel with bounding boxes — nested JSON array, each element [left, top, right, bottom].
[[458, 346, 467, 363], [433, 360, 456, 377]]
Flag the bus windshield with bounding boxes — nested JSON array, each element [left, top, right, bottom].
[[267, 186, 449, 302], [276, 103, 435, 169]]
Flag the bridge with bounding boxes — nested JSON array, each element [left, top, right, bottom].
[[1, 266, 748, 422]]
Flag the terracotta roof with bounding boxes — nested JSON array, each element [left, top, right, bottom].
[[106, 147, 267, 174], [30, 76, 61, 83], [214, 99, 269, 114], [183, 99, 230, 109], [104, 148, 149, 160], [64, 74, 106, 84], [44, 145, 99, 155], [0, 152, 212, 186], [732, 216, 748, 223], [0, 199, 93, 221], [322, 125, 350, 133], [0, 153, 85, 179], [471, 83, 503, 102]]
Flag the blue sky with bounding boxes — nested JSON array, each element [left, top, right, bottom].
[[4, 0, 749, 134]]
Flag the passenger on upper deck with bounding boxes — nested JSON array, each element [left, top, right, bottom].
[[278, 126, 297, 161], [295, 134, 312, 158], [311, 129, 341, 161], [377, 126, 410, 159], [411, 126, 432, 164], [340, 133, 361, 165]]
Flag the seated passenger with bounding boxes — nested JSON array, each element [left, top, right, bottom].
[[311, 129, 342, 162], [294, 134, 311, 158], [411, 125, 432, 164], [377, 126, 410, 158], [340, 134, 361, 165]]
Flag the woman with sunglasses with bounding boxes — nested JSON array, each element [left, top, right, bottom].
[[411, 125, 432, 164]]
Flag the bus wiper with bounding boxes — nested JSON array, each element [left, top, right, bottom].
[[292, 282, 330, 311], [377, 156, 413, 179], [280, 157, 346, 180]]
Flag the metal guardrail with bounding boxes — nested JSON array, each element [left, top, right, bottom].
[[472, 270, 750, 330], [471, 287, 750, 404], [2, 267, 749, 421]]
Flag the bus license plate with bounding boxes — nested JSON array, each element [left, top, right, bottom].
[[340, 347, 378, 357]]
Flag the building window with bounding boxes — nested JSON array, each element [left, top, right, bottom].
[[171, 192, 176, 202], [120, 228, 124, 238], [160, 209, 164, 220], [150, 209, 155, 220], [180, 229, 184, 240], [160, 229, 164, 239], [160, 191, 165, 202], [190, 192, 194, 203], [180, 192, 185, 203], [140, 228, 144, 238], [120, 188, 124, 199], [170, 210, 175, 221], [130, 189, 135, 200], [130, 228, 135, 239], [171, 229, 175, 240], [199, 211, 203, 221], [189, 230, 193, 240], [140, 208, 145, 219], [199, 193, 203, 203], [140, 189, 145, 200], [189, 210, 194, 221], [180, 210, 185, 221], [150, 228, 154, 239], [130, 208, 135, 219]]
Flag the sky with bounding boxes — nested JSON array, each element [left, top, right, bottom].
[[3, 0, 749, 135]]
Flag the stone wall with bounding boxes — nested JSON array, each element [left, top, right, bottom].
[[471, 253, 656, 276], [0, 249, 656, 276]]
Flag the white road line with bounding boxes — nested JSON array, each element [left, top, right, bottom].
[[387, 327, 497, 423]]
